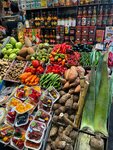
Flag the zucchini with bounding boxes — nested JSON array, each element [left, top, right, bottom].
[[80, 66, 96, 132], [94, 53, 109, 136]]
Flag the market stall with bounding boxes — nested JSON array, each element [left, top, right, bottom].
[[0, 34, 112, 150], [0, 0, 113, 149]]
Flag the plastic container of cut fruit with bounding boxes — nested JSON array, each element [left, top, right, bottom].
[[25, 140, 42, 150], [40, 94, 53, 108], [34, 109, 51, 126], [8, 97, 22, 108], [47, 86, 60, 103], [25, 120, 46, 143], [11, 137, 24, 150], [14, 85, 30, 101], [15, 102, 34, 114], [38, 101, 52, 114], [5, 108, 16, 126], [0, 125, 14, 145], [15, 112, 29, 127]]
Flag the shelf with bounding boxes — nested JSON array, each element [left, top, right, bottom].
[[26, 2, 113, 11]]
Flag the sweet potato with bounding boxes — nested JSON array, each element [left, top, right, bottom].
[[59, 93, 71, 104], [75, 85, 81, 93], [64, 69, 70, 80], [50, 126, 58, 137], [63, 81, 70, 90], [68, 66, 78, 82], [70, 77, 80, 88], [65, 95, 73, 109]]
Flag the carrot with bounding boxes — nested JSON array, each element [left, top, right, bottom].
[[30, 75, 37, 83], [75, 85, 81, 93], [34, 77, 39, 83], [20, 72, 31, 80], [25, 75, 34, 83]]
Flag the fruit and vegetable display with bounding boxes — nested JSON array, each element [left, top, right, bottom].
[[0, 40, 112, 150], [1, 37, 23, 60]]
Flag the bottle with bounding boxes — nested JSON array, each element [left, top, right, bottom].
[[97, 5, 103, 26], [30, 12, 34, 27], [87, 6, 92, 26], [107, 5, 113, 26], [80, 0, 85, 5], [53, 12, 58, 26], [47, 12, 52, 27], [102, 5, 108, 26], [77, 7, 82, 26], [82, 7, 87, 26], [40, 13, 44, 27], [91, 6, 97, 26]]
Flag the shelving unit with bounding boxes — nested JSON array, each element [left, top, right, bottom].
[[24, 2, 113, 44]]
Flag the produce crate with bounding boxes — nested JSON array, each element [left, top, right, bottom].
[[4, 60, 28, 83]]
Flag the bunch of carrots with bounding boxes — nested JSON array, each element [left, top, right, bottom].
[[19, 72, 39, 86]]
